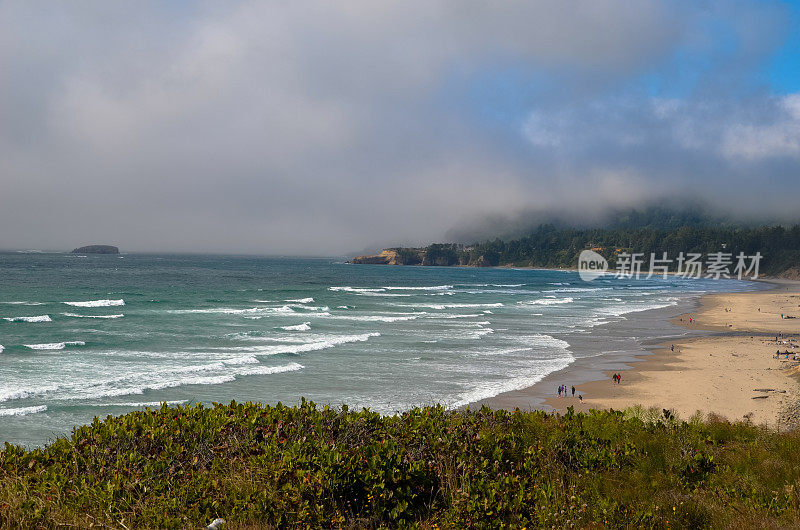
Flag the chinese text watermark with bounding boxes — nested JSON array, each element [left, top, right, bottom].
[[578, 250, 761, 282]]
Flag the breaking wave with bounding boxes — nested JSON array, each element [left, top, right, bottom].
[[228, 332, 380, 355], [329, 286, 385, 293], [0, 405, 47, 417], [24, 341, 85, 350], [382, 285, 453, 291], [449, 335, 573, 408], [167, 305, 295, 315], [280, 322, 312, 331], [91, 400, 189, 408], [326, 314, 421, 322], [393, 303, 504, 310], [0, 363, 304, 404], [64, 299, 125, 307], [517, 297, 574, 306], [3, 315, 52, 322], [62, 313, 124, 319]]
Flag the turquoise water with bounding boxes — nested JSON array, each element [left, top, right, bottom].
[[0, 253, 753, 446]]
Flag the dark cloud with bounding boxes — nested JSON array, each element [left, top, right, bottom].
[[0, 1, 797, 254]]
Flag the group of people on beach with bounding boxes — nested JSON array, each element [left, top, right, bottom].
[[775, 349, 797, 360], [772, 331, 799, 360], [556, 384, 583, 402], [612, 373, 622, 384]]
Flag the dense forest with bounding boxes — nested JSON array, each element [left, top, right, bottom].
[[465, 224, 800, 275], [357, 208, 800, 277]]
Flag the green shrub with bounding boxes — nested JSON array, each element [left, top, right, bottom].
[[1, 402, 798, 528]]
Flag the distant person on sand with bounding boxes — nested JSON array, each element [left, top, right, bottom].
[[579, 395, 583, 403], [558, 385, 562, 397], [571, 385, 575, 397]]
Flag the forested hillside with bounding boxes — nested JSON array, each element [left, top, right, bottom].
[[353, 208, 800, 277]]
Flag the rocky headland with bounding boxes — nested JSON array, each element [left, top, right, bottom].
[[71, 245, 120, 254]]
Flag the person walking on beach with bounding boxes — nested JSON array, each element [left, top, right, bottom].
[[558, 385, 562, 397], [571, 385, 575, 397]]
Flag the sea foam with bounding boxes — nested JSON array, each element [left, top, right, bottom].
[[62, 313, 124, 319], [326, 314, 420, 322], [64, 299, 125, 307], [24, 341, 85, 350], [229, 332, 380, 356], [168, 305, 295, 315], [329, 286, 385, 293], [1, 362, 304, 404], [449, 350, 573, 409], [3, 315, 52, 322], [280, 322, 311, 331], [517, 297, 574, 306], [382, 285, 453, 291], [0, 387, 56, 403], [0, 405, 47, 417], [393, 302, 503, 310], [92, 400, 189, 408]]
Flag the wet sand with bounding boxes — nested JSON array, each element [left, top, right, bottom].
[[480, 279, 800, 429]]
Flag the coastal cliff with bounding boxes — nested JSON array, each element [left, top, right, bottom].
[[350, 245, 494, 267], [71, 245, 120, 254], [348, 221, 800, 277], [351, 249, 405, 265]]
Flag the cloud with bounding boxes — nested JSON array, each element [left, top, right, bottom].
[[0, 1, 797, 253], [521, 91, 800, 208]]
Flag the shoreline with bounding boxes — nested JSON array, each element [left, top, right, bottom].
[[477, 278, 800, 429], [472, 290, 711, 411]]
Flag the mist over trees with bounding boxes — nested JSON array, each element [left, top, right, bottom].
[[380, 207, 800, 276]]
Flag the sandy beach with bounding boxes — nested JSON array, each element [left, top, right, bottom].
[[541, 279, 800, 429]]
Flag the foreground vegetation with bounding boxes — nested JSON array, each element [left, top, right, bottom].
[[2, 401, 799, 528]]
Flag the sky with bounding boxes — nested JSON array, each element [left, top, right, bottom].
[[2, 0, 800, 255]]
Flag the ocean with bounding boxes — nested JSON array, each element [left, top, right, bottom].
[[0, 253, 755, 446]]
